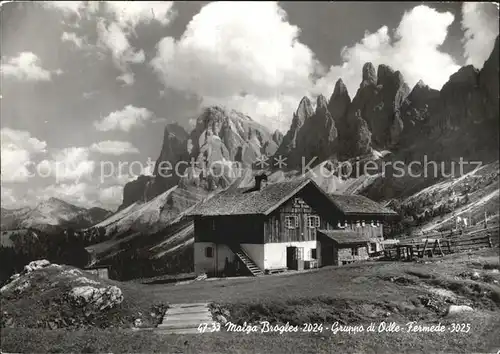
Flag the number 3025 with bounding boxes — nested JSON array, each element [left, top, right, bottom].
[[450, 323, 470, 333]]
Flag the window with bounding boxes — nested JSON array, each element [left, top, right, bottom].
[[370, 243, 377, 252], [308, 215, 320, 228], [285, 216, 298, 229], [311, 248, 317, 259], [205, 247, 214, 258], [351, 247, 359, 256]]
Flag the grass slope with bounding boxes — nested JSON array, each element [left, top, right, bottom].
[[2, 249, 499, 353]]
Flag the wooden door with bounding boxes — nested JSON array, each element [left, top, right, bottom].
[[287, 246, 296, 268], [321, 242, 334, 266]]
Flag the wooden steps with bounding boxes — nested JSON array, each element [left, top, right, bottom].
[[157, 303, 215, 334], [229, 245, 264, 277]]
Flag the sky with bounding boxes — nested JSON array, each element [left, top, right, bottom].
[[1, 1, 498, 210]]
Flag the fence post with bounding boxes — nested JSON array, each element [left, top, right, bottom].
[[487, 234, 492, 248]]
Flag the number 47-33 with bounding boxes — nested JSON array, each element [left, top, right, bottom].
[[198, 322, 221, 333]]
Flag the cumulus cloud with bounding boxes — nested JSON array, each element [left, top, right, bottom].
[[151, 1, 320, 131], [461, 2, 499, 69], [61, 31, 84, 48], [0, 52, 60, 81], [90, 141, 140, 155], [94, 105, 153, 132], [96, 19, 145, 84], [0, 128, 47, 183], [313, 5, 461, 98], [44, 1, 176, 85], [37, 147, 95, 183], [105, 2, 176, 28]]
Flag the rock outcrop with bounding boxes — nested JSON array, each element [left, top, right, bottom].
[[284, 94, 338, 168], [188, 106, 277, 167], [345, 63, 410, 150], [274, 36, 499, 163], [1, 260, 167, 330], [400, 80, 440, 143], [118, 106, 278, 209], [275, 97, 314, 158], [119, 123, 189, 210], [400, 36, 499, 161], [119, 175, 154, 210]]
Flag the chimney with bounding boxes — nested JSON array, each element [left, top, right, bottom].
[[244, 173, 268, 193], [255, 174, 268, 190]]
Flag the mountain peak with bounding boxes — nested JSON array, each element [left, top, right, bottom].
[[362, 62, 377, 86], [316, 94, 328, 110], [333, 78, 349, 97], [296, 96, 314, 121], [415, 79, 427, 88]]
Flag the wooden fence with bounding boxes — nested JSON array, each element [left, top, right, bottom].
[[382, 227, 498, 261]]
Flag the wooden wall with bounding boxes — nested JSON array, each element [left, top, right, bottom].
[[264, 195, 335, 243], [335, 244, 369, 266], [194, 215, 264, 244], [194, 183, 387, 246]]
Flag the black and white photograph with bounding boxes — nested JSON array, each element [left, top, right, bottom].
[[0, 1, 499, 353]]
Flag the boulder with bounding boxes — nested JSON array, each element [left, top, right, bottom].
[[69, 285, 124, 312], [446, 305, 473, 316], [24, 259, 51, 273]]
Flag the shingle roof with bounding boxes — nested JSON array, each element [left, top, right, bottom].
[[317, 230, 370, 245], [187, 177, 398, 218], [328, 194, 397, 216], [187, 178, 310, 216]]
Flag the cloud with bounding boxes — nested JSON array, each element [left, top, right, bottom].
[[61, 31, 84, 48], [43, 1, 89, 16], [313, 5, 461, 98], [461, 2, 499, 69], [104, 2, 176, 28], [44, 1, 176, 85], [1, 187, 17, 207], [37, 147, 95, 183], [0, 128, 47, 183], [96, 19, 145, 85], [41, 182, 96, 208], [94, 105, 153, 132], [151, 2, 319, 131], [90, 141, 140, 155], [116, 72, 135, 86], [0, 52, 60, 81]]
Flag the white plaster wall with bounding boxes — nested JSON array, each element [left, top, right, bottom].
[[264, 241, 318, 270], [241, 244, 264, 270], [194, 242, 216, 275], [195, 243, 237, 275], [316, 240, 322, 267], [216, 244, 236, 272]]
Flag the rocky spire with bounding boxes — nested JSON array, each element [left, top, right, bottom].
[[361, 62, 377, 88], [295, 96, 314, 122], [274, 96, 314, 156], [328, 78, 351, 126]]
